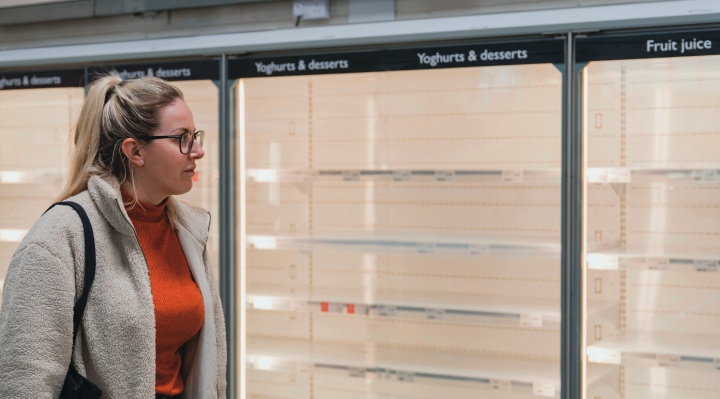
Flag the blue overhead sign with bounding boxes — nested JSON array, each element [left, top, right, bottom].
[[0, 69, 84, 90], [88, 60, 219, 82], [577, 28, 720, 62], [231, 38, 565, 79]]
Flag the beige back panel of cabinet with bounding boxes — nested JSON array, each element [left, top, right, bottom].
[[0, 87, 83, 291], [243, 63, 564, 399]]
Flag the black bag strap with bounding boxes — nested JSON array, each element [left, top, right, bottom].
[[45, 201, 96, 350]]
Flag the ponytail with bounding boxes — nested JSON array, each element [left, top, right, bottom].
[[55, 73, 183, 202], [56, 75, 121, 201]]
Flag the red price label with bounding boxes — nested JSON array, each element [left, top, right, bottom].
[[321, 302, 329, 312], [347, 304, 355, 314]]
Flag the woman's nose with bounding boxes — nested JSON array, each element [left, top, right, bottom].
[[190, 141, 205, 159]]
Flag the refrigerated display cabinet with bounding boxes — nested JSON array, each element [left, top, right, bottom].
[[233, 39, 605, 399], [580, 30, 720, 399]]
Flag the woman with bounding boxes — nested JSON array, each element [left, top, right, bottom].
[[0, 74, 227, 398]]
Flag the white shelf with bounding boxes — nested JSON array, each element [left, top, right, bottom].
[[247, 233, 560, 258], [0, 229, 27, 243], [0, 169, 64, 184], [248, 284, 562, 328], [247, 168, 561, 184], [247, 336, 613, 398], [244, 167, 720, 185], [587, 167, 720, 184], [587, 246, 720, 272], [248, 284, 615, 330], [588, 331, 720, 372], [248, 336, 561, 396]]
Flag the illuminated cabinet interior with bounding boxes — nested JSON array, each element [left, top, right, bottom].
[[0, 87, 83, 300], [583, 51, 720, 398], [236, 42, 586, 398]]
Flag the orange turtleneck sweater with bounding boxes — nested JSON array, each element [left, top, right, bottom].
[[124, 195, 205, 396]]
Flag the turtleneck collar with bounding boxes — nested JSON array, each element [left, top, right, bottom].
[[88, 175, 210, 244], [122, 191, 168, 223]]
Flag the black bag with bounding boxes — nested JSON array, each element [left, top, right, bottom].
[[48, 201, 103, 399], [61, 365, 102, 399]]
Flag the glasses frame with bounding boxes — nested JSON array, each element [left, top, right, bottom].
[[143, 130, 204, 154]]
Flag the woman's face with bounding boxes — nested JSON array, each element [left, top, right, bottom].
[[134, 98, 204, 204]]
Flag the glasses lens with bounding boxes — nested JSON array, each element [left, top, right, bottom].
[[194, 131, 204, 148], [179, 131, 204, 154], [180, 131, 193, 153]]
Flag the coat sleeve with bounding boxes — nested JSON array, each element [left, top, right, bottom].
[[0, 239, 76, 397]]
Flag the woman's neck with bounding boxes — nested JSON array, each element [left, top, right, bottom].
[[120, 183, 168, 207]]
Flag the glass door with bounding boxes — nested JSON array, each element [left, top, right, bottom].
[[0, 70, 85, 306], [581, 30, 720, 399], [235, 40, 566, 399]]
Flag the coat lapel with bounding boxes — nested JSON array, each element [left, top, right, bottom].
[[176, 224, 218, 399]]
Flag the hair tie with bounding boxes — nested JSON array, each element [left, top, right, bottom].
[[104, 87, 116, 105], [103, 80, 125, 105]]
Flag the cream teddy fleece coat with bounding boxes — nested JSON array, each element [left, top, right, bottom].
[[0, 175, 227, 398]]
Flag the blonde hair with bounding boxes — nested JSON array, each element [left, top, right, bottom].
[[56, 73, 184, 202]]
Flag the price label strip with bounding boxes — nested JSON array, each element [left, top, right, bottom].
[[378, 305, 397, 317], [501, 170, 524, 183], [695, 259, 719, 273], [392, 170, 411, 182], [656, 354, 680, 368], [491, 379, 511, 392], [348, 367, 367, 378], [378, 368, 395, 380], [397, 371, 415, 383], [435, 170, 454, 182], [520, 313, 543, 328], [469, 243, 489, 256], [425, 308, 445, 320], [645, 257, 669, 271], [417, 242, 436, 254], [342, 170, 361, 181], [692, 170, 718, 182], [353, 304, 369, 315], [328, 302, 345, 313], [532, 382, 556, 397]]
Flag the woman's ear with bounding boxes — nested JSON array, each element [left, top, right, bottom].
[[120, 138, 144, 166]]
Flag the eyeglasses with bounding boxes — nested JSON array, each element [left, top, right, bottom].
[[143, 130, 204, 154]]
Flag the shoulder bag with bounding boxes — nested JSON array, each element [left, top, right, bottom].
[[47, 201, 103, 399]]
